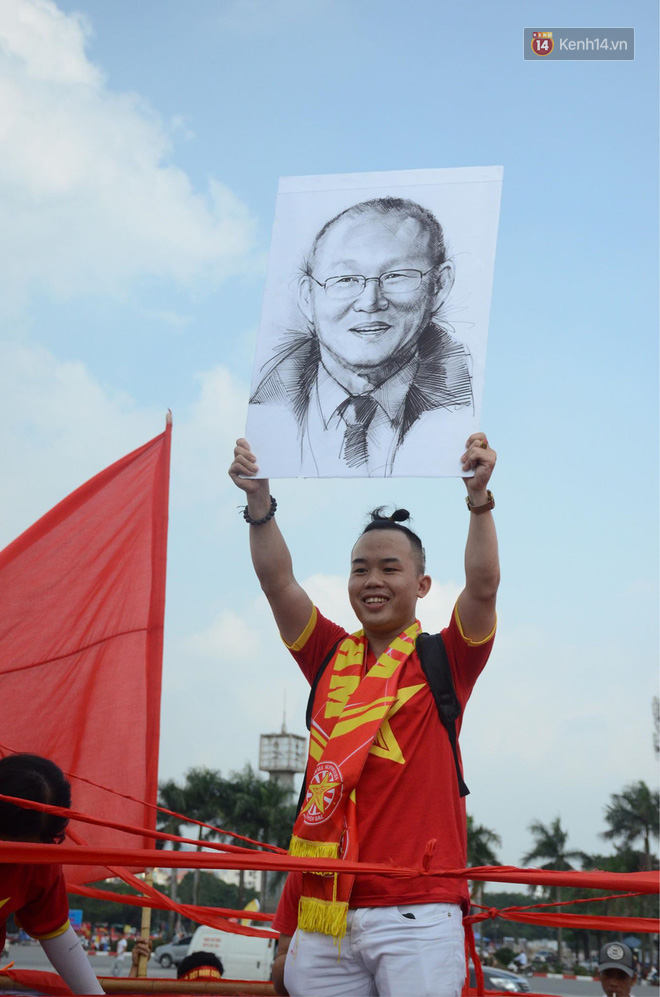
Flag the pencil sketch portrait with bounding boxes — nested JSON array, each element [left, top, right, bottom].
[[249, 197, 475, 476]]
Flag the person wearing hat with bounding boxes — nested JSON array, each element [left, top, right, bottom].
[[598, 942, 637, 997]]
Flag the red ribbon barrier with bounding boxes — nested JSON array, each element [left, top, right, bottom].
[[1, 841, 657, 894]]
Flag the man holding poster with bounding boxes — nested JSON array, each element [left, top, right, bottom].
[[228, 433, 499, 996]]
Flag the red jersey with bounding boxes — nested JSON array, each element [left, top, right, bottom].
[[0, 863, 70, 950], [272, 871, 302, 936], [286, 604, 494, 914]]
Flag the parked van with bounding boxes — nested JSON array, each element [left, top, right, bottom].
[[186, 925, 276, 981]]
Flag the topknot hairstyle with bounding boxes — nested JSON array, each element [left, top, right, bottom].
[[361, 507, 426, 573], [0, 753, 71, 844], [178, 951, 225, 979]]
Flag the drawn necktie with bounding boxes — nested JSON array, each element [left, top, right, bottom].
[[339, 394, 379, 468]]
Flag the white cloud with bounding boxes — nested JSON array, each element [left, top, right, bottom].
[[0, 340, 251, 546], [172, 365, 250, 510], [461, 620, 659, 863], [163, 593, 306, 778], [0, 0, 259, 307], [184, 608, 262, 662], [303, 573, 359, 630], [416, 580, 462, 632], [0, 0, 99, 85], [0, 340, 159, 543]]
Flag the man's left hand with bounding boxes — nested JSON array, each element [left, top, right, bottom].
[[461, 433, 496, 501]]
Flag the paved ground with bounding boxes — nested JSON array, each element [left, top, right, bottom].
[[525, 977, 604, 997], [3, 941, 177, 979], [4, 945, 658, 996]]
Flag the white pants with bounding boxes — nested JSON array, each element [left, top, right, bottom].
[[284, 903, 465, 997], [110, 951, 127, 976]]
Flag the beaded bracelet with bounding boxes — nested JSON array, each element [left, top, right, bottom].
[[242, 495, 277, 525]]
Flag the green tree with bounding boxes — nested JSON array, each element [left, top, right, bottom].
[[156, 765, 297, 920], [156, 777, 191, 936], [177, 871, 257, 911], [522, 817, 586, 965], [602, 781, 660, 871], [67, 879, 145, 934], [467, 815, 501, 867], [226, 765, 297, 909], [157, 768, 232, 915], [180, 767, 234, 909], [581, 845, 659, 967], [482, 891, 554, 944], [466, 815, 501, 911], [601, 781, 660, 970]]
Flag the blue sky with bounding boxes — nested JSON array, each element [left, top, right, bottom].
[[0, 0, 657, 869]]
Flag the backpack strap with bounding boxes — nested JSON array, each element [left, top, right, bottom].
[[416, 631, 470, 798], [305, 640, 341, 730], [296, 639, 341, 816]]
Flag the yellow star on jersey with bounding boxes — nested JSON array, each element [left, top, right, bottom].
[[302, 771, 341, 814], [369, 682, 425, 765]]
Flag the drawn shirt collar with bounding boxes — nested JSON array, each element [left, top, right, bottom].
[[317, 352, 420, 429]]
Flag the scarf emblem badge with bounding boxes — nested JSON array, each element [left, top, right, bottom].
[[301, 761, 343, 824]]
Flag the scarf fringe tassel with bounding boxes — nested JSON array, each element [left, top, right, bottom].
[[289, 836, 339, 860], [298, 895, 348, 939]]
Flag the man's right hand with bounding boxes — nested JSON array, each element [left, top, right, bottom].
[[128, 938, 152, 979], [229, 439, 313, 646], [229, 438, 270, 502]]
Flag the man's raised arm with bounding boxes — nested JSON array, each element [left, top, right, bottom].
[[228, 438, 313, 645], [456, 432, 500, 642]]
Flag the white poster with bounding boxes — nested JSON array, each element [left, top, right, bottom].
[[245, 166, 502, 478]]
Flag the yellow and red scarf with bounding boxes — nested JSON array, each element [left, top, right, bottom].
[[290, 620, 421, 939]]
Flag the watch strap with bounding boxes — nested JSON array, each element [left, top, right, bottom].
[[465, 490, 495, 514]]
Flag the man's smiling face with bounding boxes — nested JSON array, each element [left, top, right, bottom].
[[348, 529, 431, 641], [299, 209, 453, 374]]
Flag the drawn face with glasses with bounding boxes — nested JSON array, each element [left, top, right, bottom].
[[311, 268, 435, 299], [298, 207, 454, 373]]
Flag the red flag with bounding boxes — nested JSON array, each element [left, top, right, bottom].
[[0, 420, 171, 883]]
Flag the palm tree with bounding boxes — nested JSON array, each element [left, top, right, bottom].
[[522, 817, 586, 964], [158, 768, 232, 914], [157, 778, 190, 935], [573, 848, 645, 963], [179, 767, 233, 908], [467, 815, 502, 867], [602, 781, 660, 871], [601, 781, 660, 971], [466, 815, 501, 921], [156, 766, 296, 918], [227, 765, 297, 908]]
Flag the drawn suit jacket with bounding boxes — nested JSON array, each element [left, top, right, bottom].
[[250, 322, 473, 450]]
